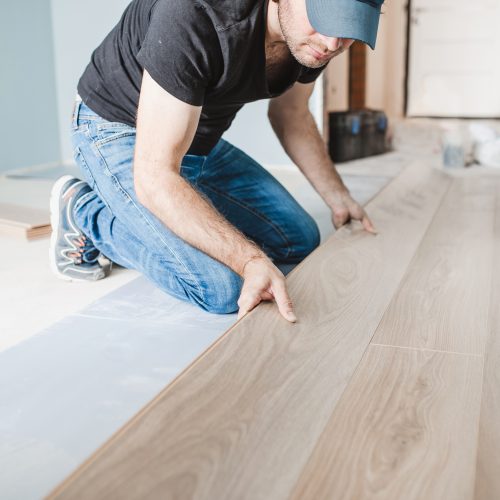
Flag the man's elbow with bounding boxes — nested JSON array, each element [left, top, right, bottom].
[[133, 166, 173, 209], [134, 169, 159, 212], [134, 173, 149, 207]]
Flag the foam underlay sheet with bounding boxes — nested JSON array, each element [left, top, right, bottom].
[[0, 277, 238, 500]]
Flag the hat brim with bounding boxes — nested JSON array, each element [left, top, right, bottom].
[[305, 0, 382, 50]]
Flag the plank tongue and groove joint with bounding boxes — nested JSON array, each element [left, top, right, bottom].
[[474, 189, 500, 500], [48, 164, 500, 500]]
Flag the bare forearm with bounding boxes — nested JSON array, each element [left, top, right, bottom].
[[269, 109, 348, 204], [135, 170, 265, 276]]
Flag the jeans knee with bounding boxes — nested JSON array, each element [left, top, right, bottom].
[[287, 217, 321, 261], [203, 272, 243, 314], [186, 267, 243, 314], [307, 219, 321, 253]]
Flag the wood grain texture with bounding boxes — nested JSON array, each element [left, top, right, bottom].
[[372, 176, 496, 354], [290, 345, 483, 500], [48, 165, 451, 500], [474, 185, 500, 500]]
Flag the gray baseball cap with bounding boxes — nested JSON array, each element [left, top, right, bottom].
[[305, 0, 385, 50]]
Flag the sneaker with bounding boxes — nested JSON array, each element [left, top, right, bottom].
[[49, 175, 107, 282]]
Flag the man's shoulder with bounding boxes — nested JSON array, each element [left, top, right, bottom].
[[158, 0, 262, 31]]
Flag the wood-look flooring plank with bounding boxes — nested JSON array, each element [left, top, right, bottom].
[[372, 176, 496, 355], [291, 345, 483, 500], [474, 187, 500, 500], [48, 165, 451, 500], [0, 202, 51, 239]]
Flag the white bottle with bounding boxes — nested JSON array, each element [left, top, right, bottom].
[[441, 124, 465, 169]]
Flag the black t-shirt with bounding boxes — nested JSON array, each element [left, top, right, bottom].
[[77, 0, 327, 155]]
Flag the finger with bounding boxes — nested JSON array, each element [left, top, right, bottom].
[[237, 291, 272, 320], [237, 292, 262, 320], [346, 200, 364, 218], [271, 280, 297, 323], [361, 213, 378, 234]]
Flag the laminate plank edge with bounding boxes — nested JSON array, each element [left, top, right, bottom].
[[474, 185, 500, 500]]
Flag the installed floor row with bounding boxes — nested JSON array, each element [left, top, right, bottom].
[[48, 164, 500, 500]]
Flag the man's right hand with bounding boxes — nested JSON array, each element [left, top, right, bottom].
[[237, 256, 297, 323]]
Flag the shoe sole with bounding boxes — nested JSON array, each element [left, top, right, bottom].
[[49, 175, 99, 283]]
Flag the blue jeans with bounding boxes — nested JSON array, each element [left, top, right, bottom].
[[71, 99, 320, 314]]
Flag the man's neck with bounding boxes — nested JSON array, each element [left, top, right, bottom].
[[266, 0, 286, 48]]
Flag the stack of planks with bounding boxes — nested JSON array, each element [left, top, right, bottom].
[[0, 203, 51, 240], [48, 164, 499, 500]]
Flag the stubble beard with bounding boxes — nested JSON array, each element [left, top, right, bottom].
[[277, 1, 328, 69]]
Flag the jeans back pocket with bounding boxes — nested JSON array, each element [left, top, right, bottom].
[[95, 121, 136, 147]]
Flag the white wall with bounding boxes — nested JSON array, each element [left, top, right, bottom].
[[407, 0, 500, 117], [223, 79, 324, 168], [0, 0, 60, 172], [50, 0, 131, 163]]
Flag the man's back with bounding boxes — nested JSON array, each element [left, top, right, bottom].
[[78, 0, 324, 155]]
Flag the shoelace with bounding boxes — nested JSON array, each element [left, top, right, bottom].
[[68, 235, 100, 265]]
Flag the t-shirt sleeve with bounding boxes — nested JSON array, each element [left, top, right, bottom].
[[136, 0, 222, 106], [297, 64, 328, 84]]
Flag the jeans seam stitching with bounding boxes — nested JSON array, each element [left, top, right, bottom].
[[75, 145, 115, 215], [198, 155, 209, 180], [95, 131, 136, 147], [198, 182, 293, 259], [88, 138, 204, 297]]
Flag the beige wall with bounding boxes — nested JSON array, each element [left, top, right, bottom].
[[366, 0, 408, 117], [324, 51, 349, 113], [324, 0, 408, 118]]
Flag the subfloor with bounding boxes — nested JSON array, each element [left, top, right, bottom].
[[0, 119, 494, 499]]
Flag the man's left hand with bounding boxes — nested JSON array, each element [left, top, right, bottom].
[[328, 188, 377, 234]]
